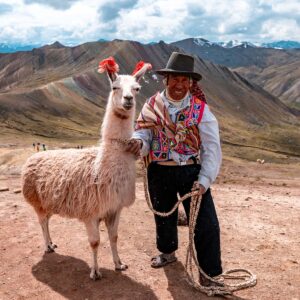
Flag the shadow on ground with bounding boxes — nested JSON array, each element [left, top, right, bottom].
[[163, 261, 248, 300], [32, 253, 157, 300]]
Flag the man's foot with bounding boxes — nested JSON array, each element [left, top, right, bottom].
[[199, 274, 224, 287], [151, 252, 177, 268]]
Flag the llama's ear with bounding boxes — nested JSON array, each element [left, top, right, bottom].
[[106, 71, 118, 84], [98, 57, 119, 83], [132, 61, 152, 82]]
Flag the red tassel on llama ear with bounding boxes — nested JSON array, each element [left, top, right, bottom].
[[132, 61, 152, 75], [132, 61, 152, 82], [98, 57, 119, 74]]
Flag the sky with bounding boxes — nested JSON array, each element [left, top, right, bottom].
[[0, 0, 299, 46]]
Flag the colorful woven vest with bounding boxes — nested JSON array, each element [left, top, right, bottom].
[[150, 95, 205, 161]]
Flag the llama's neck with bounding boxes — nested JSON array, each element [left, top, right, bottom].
[[101, 94, 135, 141]]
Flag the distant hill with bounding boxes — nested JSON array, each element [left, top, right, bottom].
[[0, 40, 299, 158], [1, 39, 299, 54], [0, 43, 41, 53], [261, 41, 300, 49]]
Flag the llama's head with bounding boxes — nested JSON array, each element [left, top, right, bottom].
[[98, 57, 151, 112]]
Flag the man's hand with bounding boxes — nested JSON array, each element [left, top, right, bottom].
[[192, 181, 206, 195], [125, 138, 143, 157]]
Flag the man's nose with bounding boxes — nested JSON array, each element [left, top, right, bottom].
[[175, 82, 184, 88]]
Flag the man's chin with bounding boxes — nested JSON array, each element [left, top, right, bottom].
[[171, 93, 187, 100]]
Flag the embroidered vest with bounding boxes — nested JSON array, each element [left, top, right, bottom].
[[150, 95, 205, 161]]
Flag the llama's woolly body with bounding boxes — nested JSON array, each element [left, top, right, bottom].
[[22, 146, 135, 221], [21, 57, 151, 279]]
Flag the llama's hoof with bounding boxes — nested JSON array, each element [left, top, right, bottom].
[[90, 269, 102, 281], [115, 264, 128, 271], [45, 243, 57, 253], [45, 246, 55, 253]]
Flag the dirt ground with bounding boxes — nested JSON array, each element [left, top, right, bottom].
[[0, 149, 299, 300]]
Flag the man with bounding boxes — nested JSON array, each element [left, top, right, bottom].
[[127, 52, 222, 286]]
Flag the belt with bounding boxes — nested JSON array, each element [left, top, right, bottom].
[[156, 158, 199, 166]]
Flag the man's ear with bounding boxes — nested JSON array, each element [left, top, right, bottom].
[[163, 75, 169, 86]]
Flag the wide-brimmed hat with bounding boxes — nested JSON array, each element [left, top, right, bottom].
[[156, 52, 202, 81]]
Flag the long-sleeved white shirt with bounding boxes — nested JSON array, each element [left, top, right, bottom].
[[132, 91, 222, 191]]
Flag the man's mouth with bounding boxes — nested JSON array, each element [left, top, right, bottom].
[[175, 90, 184, 94]]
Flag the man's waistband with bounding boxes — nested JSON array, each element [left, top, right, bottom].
[[156, 157, 199, 166]]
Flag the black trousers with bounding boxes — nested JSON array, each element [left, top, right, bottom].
[[148, 162, 222, 277]]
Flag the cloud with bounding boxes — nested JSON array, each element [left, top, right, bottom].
[[97, 0, 138, 35], [0, 3, 12, 14], [24, 0, 80, 10], [261, 18, 300, 41], [98, 0, 138, 22], [0, 0, 299, 45]]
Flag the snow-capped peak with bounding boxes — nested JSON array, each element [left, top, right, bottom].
[[193, 38, 214, 46], [217, 40, 257, 48]]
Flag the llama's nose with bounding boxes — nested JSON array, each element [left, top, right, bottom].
[[124, 95, 133, 102], [123, 95, 133, 110]]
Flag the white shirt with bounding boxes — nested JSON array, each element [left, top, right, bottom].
[[132, 91, 222, 191]]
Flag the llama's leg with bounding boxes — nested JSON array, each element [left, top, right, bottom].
[[85, 218, 102, 280], [38, 214, 57, 253], [105, 210, 128, 271]]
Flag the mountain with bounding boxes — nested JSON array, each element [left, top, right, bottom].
[[0, 40, 299, 159], [0, 43, 41, 53], [1, 39, 299, 54], [216, 40, 257, 48], [171, 38, 300, 110], [216, 40, 300, 49], [261, 41, 300, 49], [234, 60, 300, 110], [0, 41, 68, 53], [172, 38, 300, 50], [171, 38, 300, 68]]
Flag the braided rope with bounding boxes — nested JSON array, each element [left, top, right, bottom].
[[111, 138, 257, 296]]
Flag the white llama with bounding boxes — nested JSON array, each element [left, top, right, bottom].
[[21, 57, 151, 280]]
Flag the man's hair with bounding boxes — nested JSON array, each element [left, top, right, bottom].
[[163, 74, 192, 86]]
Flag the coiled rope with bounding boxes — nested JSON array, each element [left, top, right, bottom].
[[112, 138, 257, 296]]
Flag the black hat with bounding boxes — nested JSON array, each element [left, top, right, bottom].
[[156, 52, 202, 81]]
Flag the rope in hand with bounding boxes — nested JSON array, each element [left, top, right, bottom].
[[111, 138, 257, 296]]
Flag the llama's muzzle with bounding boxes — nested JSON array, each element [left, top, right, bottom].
[[123, 96, 133, 110]]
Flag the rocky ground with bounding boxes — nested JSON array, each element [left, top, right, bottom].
[[0, 148, 299, 300]]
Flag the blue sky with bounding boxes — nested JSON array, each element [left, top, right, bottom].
[[0, 0, 299, 45]]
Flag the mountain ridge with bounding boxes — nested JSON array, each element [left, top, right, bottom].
[[0, 40, 299, 159], [1, 38, 300, 54]]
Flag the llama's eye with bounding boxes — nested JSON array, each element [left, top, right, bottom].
[[134, 87, 140, 92], [113, 87, 120, 90]]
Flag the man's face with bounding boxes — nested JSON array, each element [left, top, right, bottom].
[[166, 74, 190, 101]]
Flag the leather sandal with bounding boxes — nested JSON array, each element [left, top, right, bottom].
[[151, 253, 177, 268]]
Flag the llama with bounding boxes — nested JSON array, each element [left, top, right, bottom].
[[21, 57, 151, 280]]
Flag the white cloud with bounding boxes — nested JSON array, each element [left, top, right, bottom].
[[0, 0, 299, 45], [261, 18, 300, 41], [0, 0, 105, 44]]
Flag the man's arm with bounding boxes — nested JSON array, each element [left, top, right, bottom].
[[197, 105, 222, 192]]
